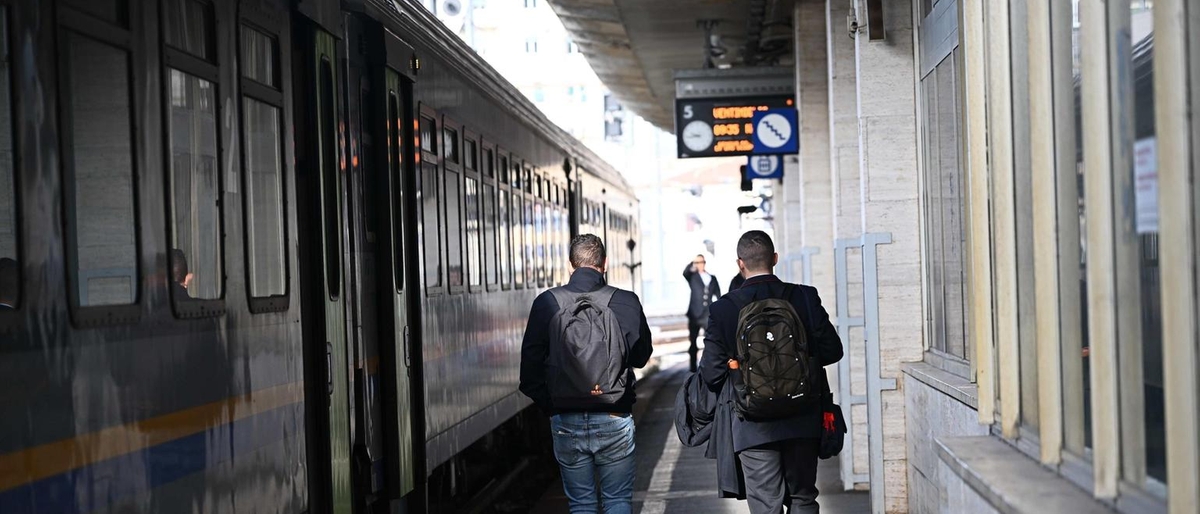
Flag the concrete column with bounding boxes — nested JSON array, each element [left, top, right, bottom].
[[853, 0, 923, 511], [796, 0, 833, 298], [827, 0, 868, 491]]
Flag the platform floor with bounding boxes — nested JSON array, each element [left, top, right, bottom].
[[530, 356, 870, 513]]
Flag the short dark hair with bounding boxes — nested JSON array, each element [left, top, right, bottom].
[[736, 230, 775, 271], [569, 234, 606, 269], [170, 249, 189, 285]]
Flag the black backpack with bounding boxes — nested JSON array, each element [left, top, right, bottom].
[[546, 286, 628, 409], [733, 284, 816, 420]]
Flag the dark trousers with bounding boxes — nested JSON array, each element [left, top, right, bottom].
[[687, 317, 703, 372], [738, 438, 821, 514]]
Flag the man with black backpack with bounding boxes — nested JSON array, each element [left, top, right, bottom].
[[519, 233, 653, 514], [699, 230, 844, 514]]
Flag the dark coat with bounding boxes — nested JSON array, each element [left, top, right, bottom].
[[728, 274, 745, 292], [519, 267, 654, 415], [698, 274, 844, 452], [683, 264, 721, 321], [674, 372, 746, 499]]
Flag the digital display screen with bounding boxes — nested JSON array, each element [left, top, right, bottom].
[[675, 95, 794, 158]]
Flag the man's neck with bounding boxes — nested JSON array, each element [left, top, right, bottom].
[[743, 270, 772, 280]]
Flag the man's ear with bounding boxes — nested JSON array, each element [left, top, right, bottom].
[[772, 253, 779, 267]]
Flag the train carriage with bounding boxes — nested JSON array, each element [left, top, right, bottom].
[[0, 0, 640, 512]]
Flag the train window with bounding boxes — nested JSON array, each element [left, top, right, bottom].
[[63, 0, 128, 28], [499, 190, 511, 287], [464, 138, 477, 171], [420, 116, 436, 154], [442, 127, 459, 164], [512, 195, 524, 287], [483, 183, 498, 288], [465, 177, 481, 289], [512, 159, 522, 189], [166, 69, 223, 301], [318, 58, 340, 299], [422, 161, 442, 289], [163, 0, 215, 61], [484, 148, 494, 178], [445, 170, 463, 289], [63, 33, 139, 308], [499, 154, 509, 183], [388, 92, 404, 291], [242, 97, 287, 298], [534, 197, 544, 286], [524, 199, 535, 285], [240, 26, 277, 88], [0, 8, 17, 310]]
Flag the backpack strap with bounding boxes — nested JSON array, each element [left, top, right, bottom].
[[548, 287, 580, 311], [587, 285, 619, 307]]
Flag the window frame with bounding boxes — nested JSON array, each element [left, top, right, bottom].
[[441, 114, 465, 294], [481, 138, 499, 292], [237, 20, 290, 313], [463, 129, 483, 293], [161, 0, 226, 319], [0, 1, 21, 329], [418, 104, 444, 296], [58, 4, 143, 327]]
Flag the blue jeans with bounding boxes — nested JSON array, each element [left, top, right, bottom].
[[550, 412, 637, 514]]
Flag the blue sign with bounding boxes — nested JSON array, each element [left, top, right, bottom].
[[751, 108, 799, 154], [746, 155, 783, 180]]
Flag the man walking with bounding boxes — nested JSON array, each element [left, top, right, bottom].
[[520, 234, 653, 514], [683, 254, 721, 372], [700, 231, 844, 514]]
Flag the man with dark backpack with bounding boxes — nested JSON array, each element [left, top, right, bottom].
[[699, 231, 844, 514], [519, 234, 653, 513]]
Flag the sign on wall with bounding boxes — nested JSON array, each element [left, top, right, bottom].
[[675, 95, 795, 158]]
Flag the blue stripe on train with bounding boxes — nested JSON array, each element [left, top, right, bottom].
[[0, 403, 302, 514]]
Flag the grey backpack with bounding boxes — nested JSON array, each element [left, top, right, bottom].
[[547, 286, 628, 409]]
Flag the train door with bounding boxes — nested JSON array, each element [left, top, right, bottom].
[[294, 17, 353, 514]]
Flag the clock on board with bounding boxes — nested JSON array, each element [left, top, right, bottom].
[[682, 120, 713, 152]]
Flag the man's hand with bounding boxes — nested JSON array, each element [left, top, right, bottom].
[[728, 359, 739, 370]]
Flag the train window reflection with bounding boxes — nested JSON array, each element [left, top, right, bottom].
[[483, 183, 498, 286], [242, 97, 287, 297], [445, 170, 463, 288], [66, 33, 138, 307], [512, 195, 524, 287], [422, 162, 442, 289], [163, 0, 214, 61], [0, 8, 16, 309], [443, 127, 459, 164], [465, 177, 481, 287], [389, 92, 404, 291], [319, 58, 341, 299], [420, 116, 436, 154], [240, 26, 277, 88], [167, 70, 222, 300], [499, 190, 511, 285]]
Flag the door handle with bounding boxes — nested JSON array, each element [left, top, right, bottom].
[[402, 326, 411, 370], [326, 342, 334, 398]]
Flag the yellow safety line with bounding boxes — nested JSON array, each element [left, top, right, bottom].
[[0, 382, 304, 492]]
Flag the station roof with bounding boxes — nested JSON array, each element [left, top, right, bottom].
[[547, 0, 797, 132]]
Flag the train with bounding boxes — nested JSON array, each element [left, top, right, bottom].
[[0, 0, 640, 512]]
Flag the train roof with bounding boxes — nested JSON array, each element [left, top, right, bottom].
[[362, 0, 637, 198]]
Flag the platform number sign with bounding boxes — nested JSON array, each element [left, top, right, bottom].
[[675, 95, 794, 158]]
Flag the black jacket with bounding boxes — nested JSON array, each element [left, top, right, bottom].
[[675, 372, 746, 499], [683, 264, 721, 321], [699, 274, 843, 452], [728, 274, 745, 292], [519, 267, 653, 415]]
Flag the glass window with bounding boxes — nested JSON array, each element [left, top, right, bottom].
[[484, 148, 494, 178], [512, 195, 524, 287], [242, 97, 287, 297], [499, 155, 509, 183], [525, 199, 534, 284], [464, 138, 477, 170], [1064, 0, 1093, 453], [66, 33, 138, 307], [534, 199, 544, 284], [422, 162, 442, 288], [389, 92, 404, 290], [420, 116, 436, 154], [442, 127, 459, 164], [318, 59, 340, 299], [167, 69, 222, 300], [499, 190, 511, 285], [163, 0, 214, 61], [240, 26, 277, 88], [465, 177, 481, 288], [483, 183, 497, 286], [445, 170, 463, 288], [0, 8, 18, 309]]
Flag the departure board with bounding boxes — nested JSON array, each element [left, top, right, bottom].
[[675, 95, 794, 158]]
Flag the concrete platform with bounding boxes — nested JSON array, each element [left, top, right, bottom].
[[531, 358, 870, 513]]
